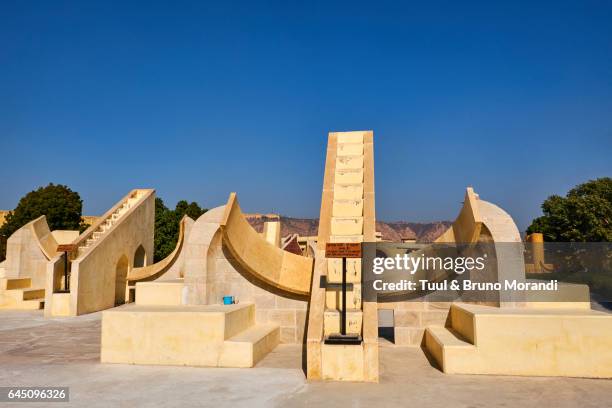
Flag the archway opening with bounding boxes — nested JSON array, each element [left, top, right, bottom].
[[133, 245, 146, 268], [115, 255, 129, 305]]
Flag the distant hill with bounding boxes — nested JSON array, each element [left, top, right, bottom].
[[375, 220, 452, 242], [0, 209, 451, 243], [245, 214, 451, 243]]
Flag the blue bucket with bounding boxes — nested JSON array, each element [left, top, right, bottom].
[[223, 296, 235, 305]]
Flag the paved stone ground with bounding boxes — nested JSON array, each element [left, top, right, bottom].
[[0, 310, 610, 408]]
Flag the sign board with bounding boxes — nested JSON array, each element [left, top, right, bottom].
[[325, 243, 362, 258], [56, 244, 77, 252]]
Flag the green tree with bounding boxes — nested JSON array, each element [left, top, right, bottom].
[[154, 198, 207, 262], [527, 177, 612, 242], [174, 200, 206, 221], [153, 198, 176, 263], [0, 183, 86, 260]]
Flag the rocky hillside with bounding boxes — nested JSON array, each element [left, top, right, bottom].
[[246, 214, 451, 243]]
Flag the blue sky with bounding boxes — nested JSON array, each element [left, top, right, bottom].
[[1, 1, 611, 231]]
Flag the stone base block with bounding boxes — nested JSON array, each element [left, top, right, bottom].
[[101, 302, 278, 368], [321, 343, 364, 381], [425, 303, 612, 378], [50, 293, 71, 316]]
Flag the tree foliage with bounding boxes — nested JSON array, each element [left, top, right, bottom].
[[527, 177, 612, 242], [0, 184, 86, 260], [154, 198, 207, 262]]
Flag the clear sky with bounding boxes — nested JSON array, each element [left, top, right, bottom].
[[1, 1, 611, 231]]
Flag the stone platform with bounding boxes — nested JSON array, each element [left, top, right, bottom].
[[101, 302, 279, 368], [425, 303, 612, 378]]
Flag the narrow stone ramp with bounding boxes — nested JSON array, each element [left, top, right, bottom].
[[126, 215, 194, 283], [219, 193, 313, 297]]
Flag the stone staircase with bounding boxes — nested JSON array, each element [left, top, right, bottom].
[[318, 132, 372, 381], [77, 191, 146, 257], [101, 280, 280, 368], [0, 277, 45, 310], [424, 302, 612, 378]]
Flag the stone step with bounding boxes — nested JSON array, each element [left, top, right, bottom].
[[335, 155, 364, 170], [336, 132, 364, 144], [0, 299, 44, 310], [424, 326, 475, 372], [330, 216, 363, 236], [336, 143, 363, 156], [24, 288, 45, 300], [5, 288, 45, 301], [0, 277, 31, 290], [221, 324, 280, 367], [449, 302, 476, 344], [333, 184, 363, 200], [334, 168, 363, 185], [332, 199, 363, 217]]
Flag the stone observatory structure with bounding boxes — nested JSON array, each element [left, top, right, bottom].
[[98, 130, 612, 381], [3, 130, 610, 381], [1, 189, 155, 317]]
